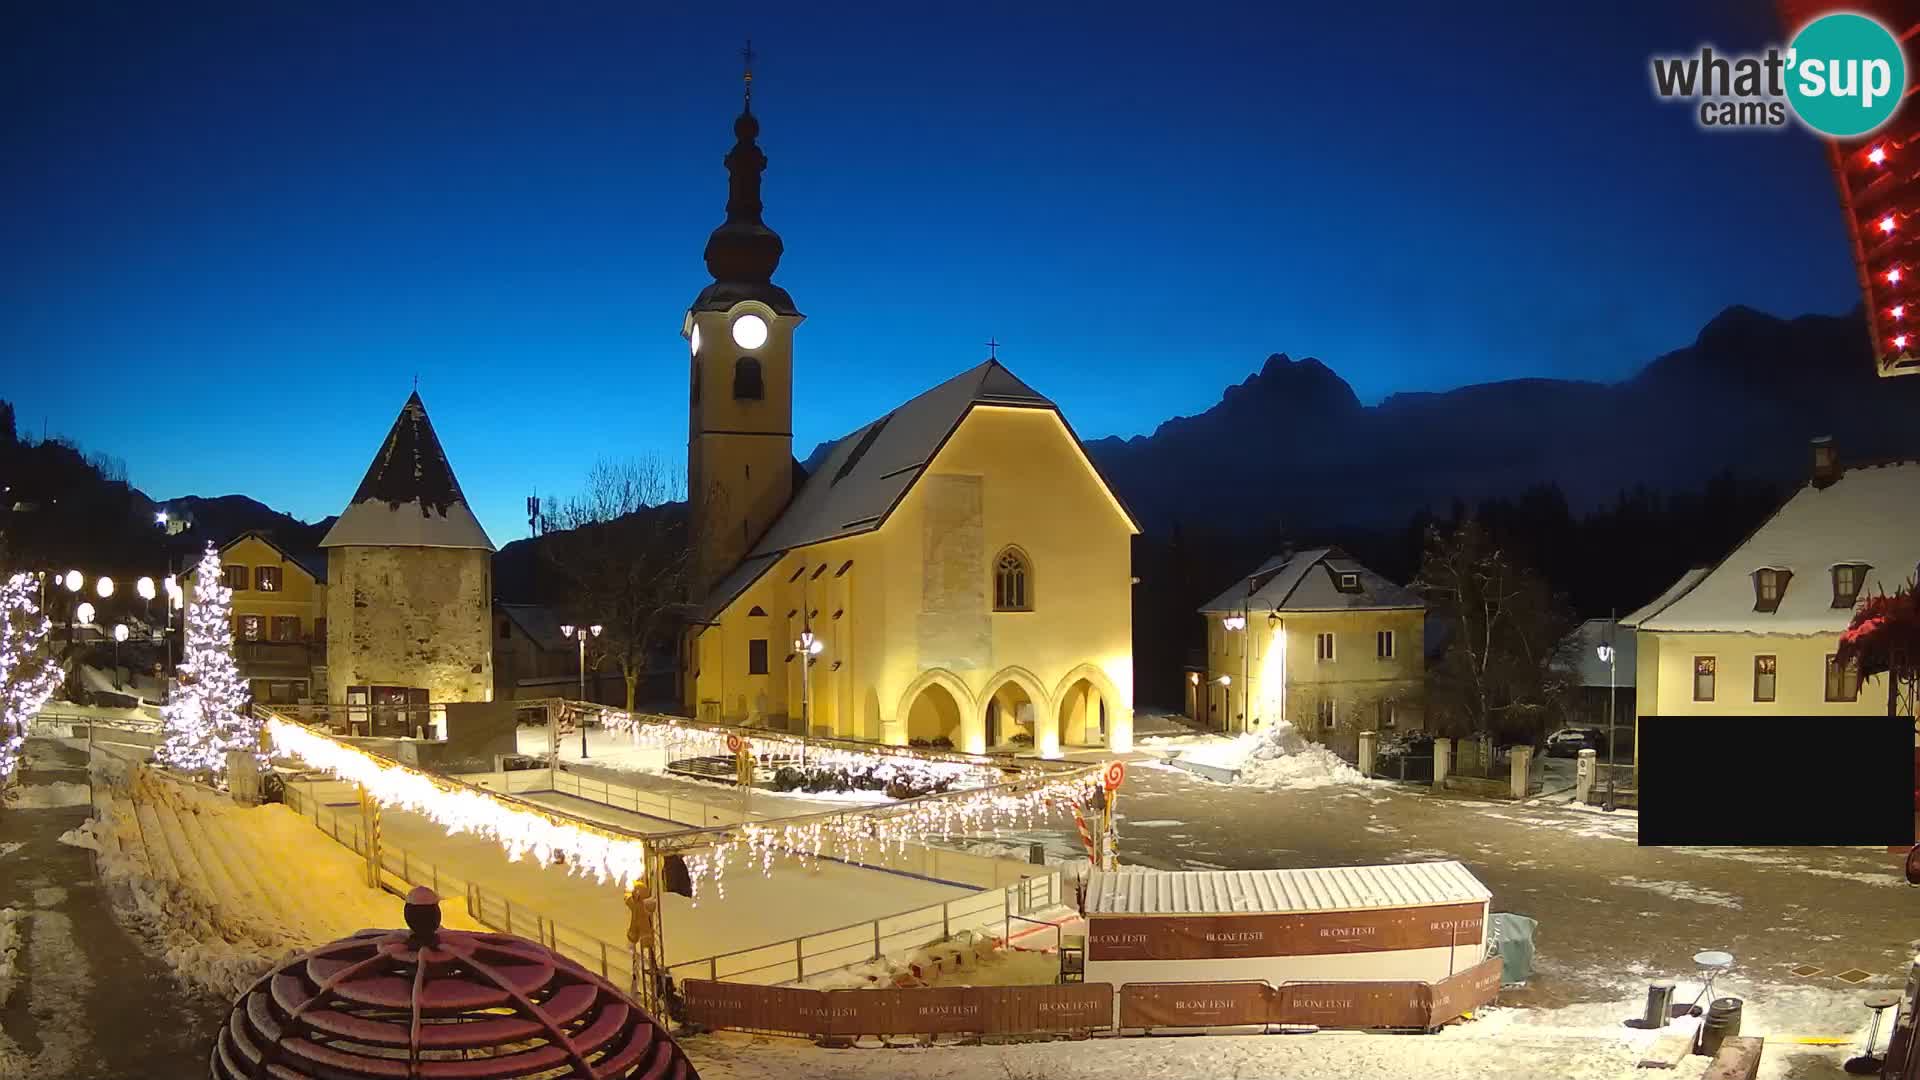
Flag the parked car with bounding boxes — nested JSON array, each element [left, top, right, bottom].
[[1545, 726, 1606, 758]]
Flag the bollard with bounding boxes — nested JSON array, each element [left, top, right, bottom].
[[1358, 730, 1377, 777], [1644, 981, 1675, 1028], [1576, 748, 1596, 804], [1433, 737, 1452, 788], [1509, 745, 1533, 800]]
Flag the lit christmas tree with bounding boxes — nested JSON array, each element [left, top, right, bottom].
[[1, 572, 62, 789], [158, 543, 258, 779]]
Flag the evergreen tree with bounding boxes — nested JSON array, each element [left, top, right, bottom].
[[1, 572, 62, 789], [157, 544, 258, 778]]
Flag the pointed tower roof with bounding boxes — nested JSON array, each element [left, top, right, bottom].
[[319, 392, 495, 551]]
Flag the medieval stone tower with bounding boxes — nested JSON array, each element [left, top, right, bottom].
[[320, 392, 495, 710], [684, 87, 802, 603]]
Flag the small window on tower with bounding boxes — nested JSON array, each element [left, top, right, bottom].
[[733, 357, 764, 400]]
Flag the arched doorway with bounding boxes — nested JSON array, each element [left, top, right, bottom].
[[1058, 677, 1108, 748], [905, 683, 964, 747], [984, 682, 1036, 749]]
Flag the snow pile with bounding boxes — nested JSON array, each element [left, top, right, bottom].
[[1174, 722, 1368, 790], [799, 929, 1067, 991], [5, 781, 91, 809], [0, 908, 19, 1007]]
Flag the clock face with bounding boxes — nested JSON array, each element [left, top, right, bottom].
[[731, 313, 769, 350], [690, 324, 702, 356]]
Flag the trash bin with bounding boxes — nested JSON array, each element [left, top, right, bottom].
[[1487, 913, 1538, 985], [1698, 997, 1743, 1057]]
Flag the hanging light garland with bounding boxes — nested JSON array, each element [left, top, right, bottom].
[[266, 718, 650, 889]]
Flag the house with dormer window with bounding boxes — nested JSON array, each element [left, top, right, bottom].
[[1626, 437, 1920, 721]]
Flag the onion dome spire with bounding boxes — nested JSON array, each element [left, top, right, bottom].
[[694, 39, 797, 315]]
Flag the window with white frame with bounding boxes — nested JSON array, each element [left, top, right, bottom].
[[1376, 629, 1394, 659], [1316, 632, 1335, 662], [1317, 699, 1336, 729]]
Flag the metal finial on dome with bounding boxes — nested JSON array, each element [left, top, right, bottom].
[[741, 38, 754, 113], [403, 885, 441, 944]]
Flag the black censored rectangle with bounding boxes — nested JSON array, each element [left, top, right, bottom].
[[1637, 715, 1914, 846]]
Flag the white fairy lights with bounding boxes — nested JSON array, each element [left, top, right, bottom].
[[266, 717, 650, 889], [156, 543, 258, 778], [1, 573, 62, 785]]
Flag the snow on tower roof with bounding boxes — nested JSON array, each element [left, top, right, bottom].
[[696, 359, 1138, 620], [1084, 861, 1490, 916], [1198, 547, 1423, 615], [1634, 460, 1920, 635], [319, 392, 495, 551]]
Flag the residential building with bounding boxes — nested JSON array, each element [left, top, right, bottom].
[[320, 392, 496, 731], [1551, 617, 1635, 746], [1627, 439, 1920, 727], [491, 603, 640, 706], [1192, 547, 1426, 761], [178, 530, 327, 706], [681, 98, 1139, 755]]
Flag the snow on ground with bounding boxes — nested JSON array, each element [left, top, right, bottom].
[[0, 907, 19, 1007], [1141, 723, 1369, 791], [517, 726, 895, 806], [3, 780, 90, 808], [799, 922, 1074, 991], [66, 747, 482, 999], [1612, 877, 1744, 910]]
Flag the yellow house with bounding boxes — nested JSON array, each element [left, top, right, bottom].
[[1194, 548, 1426, 761], [680, 99, 1139, 756], [1627, 443, 1920, 727], [179, 530, 327, 705]]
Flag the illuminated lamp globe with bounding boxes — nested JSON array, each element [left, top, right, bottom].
[[76, 602, 95, 625], [96, 576, 114, 598], [64, 570, 82, 592], [211, 888, 700, 1080], [730, 313, 768, 350], [1217, 675, 1231, 687], [689, 324, 702, 356], [136, 576, 156, 600], [113, 623, 128, 643]]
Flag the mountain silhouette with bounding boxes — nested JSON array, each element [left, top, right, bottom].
[[1086, 306, 1920, 533]]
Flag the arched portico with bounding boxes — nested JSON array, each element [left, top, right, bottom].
[[892, 668, 980, 751], [981, 666, 1054, 757], [1051, 663, 1130, 751]]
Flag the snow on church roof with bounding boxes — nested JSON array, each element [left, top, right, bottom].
[[1085, 861, 1490, 916], [696, 359, 1137, 620], [319, 392, 495, 551], [1634, 460, 1920, 635]]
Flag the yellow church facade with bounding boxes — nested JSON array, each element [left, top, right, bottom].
[[678, 96, 1137, 756]]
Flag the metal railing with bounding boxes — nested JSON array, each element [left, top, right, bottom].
[[665, 871, 1060, 986]]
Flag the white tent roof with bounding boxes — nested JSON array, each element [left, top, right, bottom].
[[1085, 861, 1490, 916], [1634, 460, 1920, 635]]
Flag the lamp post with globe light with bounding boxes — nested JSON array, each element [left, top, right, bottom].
[[112, 624, 128, 689], [559, 623, 601, 758], [795, 627, 825, 736], [1596, 616, 1618, 812]]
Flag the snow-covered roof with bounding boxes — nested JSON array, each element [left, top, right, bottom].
[[320, 392, 495, 552], [1620, 567, 1712, 629], [1635, 460, 1920, 635], [1552, 618, 1635, 687], [1198, 547, 1424, 615], [696, 360, 1138, 620], [1085, 861, 1490, 916], [497, 603, 570, 652]]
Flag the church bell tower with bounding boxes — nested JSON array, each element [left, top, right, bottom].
[[686, 51, 802, 603]]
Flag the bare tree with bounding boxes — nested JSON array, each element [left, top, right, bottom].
[[542, 458, 691, 711], [1414, 519, 1575, 745]]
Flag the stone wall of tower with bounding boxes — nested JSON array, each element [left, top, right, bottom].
[[325, 546, 493, 705], [686, 301, 797, 601]]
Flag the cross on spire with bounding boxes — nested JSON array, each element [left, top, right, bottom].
[[741, 38, 755, 112], [986, 337, 1000, 361]]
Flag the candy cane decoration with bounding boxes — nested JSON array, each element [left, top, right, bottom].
[[1072, 802, 1098, 862]]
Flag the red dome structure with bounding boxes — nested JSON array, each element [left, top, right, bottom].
[[212, 888, 698, 1080]]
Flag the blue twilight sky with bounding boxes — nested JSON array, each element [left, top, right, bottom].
[[1, 1, 1862, 543]]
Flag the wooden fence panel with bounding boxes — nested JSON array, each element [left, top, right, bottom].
[[1118, 981, 1273, 1028], [1427, 956, 1504, 1026], [1273, 979, 1430, 1030]]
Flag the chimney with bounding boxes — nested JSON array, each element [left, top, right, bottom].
[[1810, 436, 1840, 489]]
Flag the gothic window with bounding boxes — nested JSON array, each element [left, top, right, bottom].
[[993, 547, 1032, 611], [732, 357, 763, 400]]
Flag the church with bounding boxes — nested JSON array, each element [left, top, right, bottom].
[[680, 85, 1138, 757]]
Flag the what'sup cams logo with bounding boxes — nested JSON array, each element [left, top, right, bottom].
[[1651, 11, 1907, 136]]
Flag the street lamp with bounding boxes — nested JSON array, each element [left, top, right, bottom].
[[559, 623, 601, 758], [63, 570, 82, 593], [1597, 619, 1618, 811], [76, 601, 95, 626], [96, 576, 114, 599], [795, 628, 825, 735], [113, 623, 128, 689]]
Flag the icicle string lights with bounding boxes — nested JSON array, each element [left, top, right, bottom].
[[266, 718, 650, 889]]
